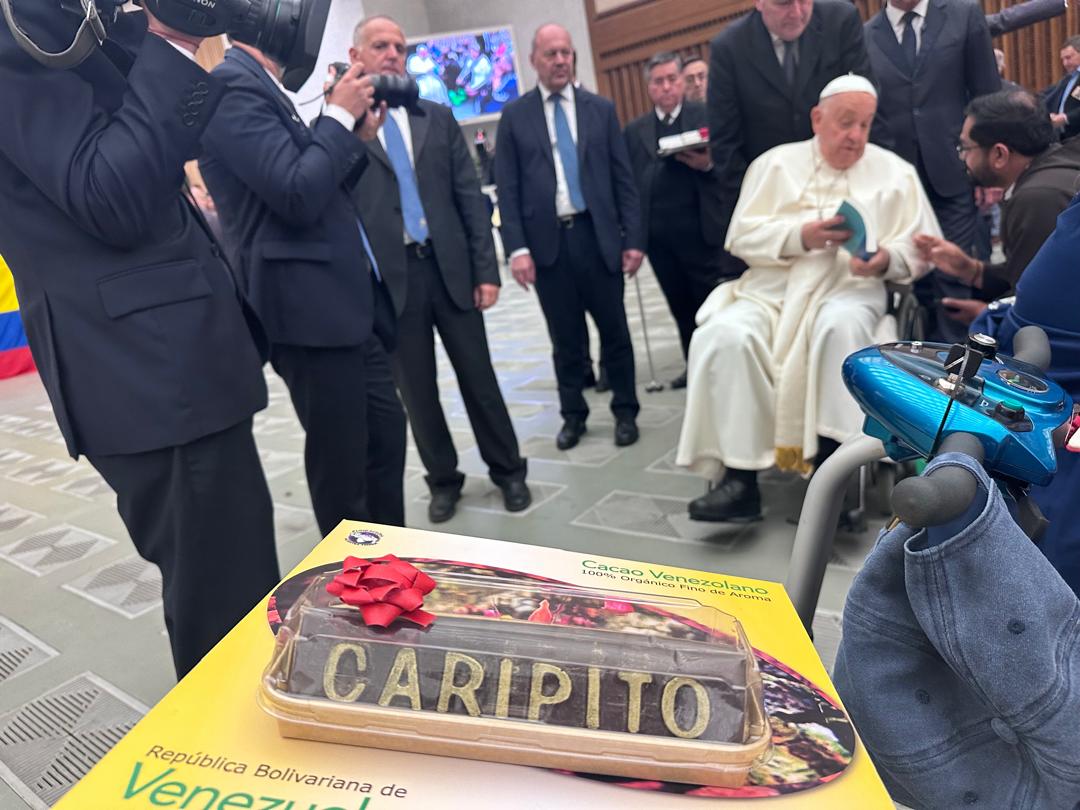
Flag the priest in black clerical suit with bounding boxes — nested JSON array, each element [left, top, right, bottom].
[[625, 52, 735, 389]]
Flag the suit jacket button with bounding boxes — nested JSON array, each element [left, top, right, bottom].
[[195, 81, 209, 92], [182, 113, 198, 127]]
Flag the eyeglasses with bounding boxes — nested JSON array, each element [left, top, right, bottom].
[[955, 143, 980, 157]]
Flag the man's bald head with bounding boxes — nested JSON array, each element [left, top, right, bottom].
[[350, 15, 407, 76], [531, 24, 574, 93], [811, 90, 878, 170]]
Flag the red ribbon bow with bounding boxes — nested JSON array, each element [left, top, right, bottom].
[[325, 555, 437, 629]]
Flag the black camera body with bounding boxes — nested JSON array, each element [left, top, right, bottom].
[[2, 0, 330, 91], [327, 62, 422, 112], [143, 0, 330, 91]]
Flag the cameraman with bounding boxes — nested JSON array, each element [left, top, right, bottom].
[[0, 4, 280, 677], [199, 41, 407, 535]]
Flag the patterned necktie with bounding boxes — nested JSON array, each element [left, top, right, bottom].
[[901, 11, 918, 71], [782, 41, 797, 86], [1059, 71, 1079, 115], [382, 113, 429, 244], [551, 93, 586, 211]]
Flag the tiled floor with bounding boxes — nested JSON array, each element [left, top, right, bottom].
[[0, 262, 888, 808]]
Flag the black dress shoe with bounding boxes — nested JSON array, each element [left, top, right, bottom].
[[614, 417, 639, 447], [595, 369, 611, 393], [500, 480, 532, 512], [688, 478, 763, 522], [670, 371, 688, 390], [428, 490, 460, 523], [556, 420, 587, 450]]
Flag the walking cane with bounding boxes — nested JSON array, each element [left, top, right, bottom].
[[632, 274, 664, 393]]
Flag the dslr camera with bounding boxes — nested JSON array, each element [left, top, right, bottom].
[[327, 62, 423, 113], [1, 0, 330, 90]]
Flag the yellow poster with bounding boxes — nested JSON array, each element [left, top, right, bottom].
[[55, 522, 893, 809]]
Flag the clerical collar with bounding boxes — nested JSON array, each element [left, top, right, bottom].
[[885, 0, 929, 27], [655, 103, 682, 123], [539, 82, 574, 104]]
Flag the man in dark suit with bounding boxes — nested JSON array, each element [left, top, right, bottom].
[[625, 51, 732, 389], [682, 56, 708, 103], [865, 0, 1001, 341], [0, 5, 279, 677], [199, 41, 407, 536], [495, 24, 644, 451], [348, 15, 530, 524], [1043, 35, 1080, 142], [985, 0, 1066, 37], [707, 0, 883, 279]]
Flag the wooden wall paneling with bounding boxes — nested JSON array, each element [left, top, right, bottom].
[[588, 0, 1080, 125]]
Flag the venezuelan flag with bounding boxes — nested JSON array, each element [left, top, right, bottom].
[[0, 255, 35, 379]]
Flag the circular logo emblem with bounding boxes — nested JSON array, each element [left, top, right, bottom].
[[346, 529, 382, 546]]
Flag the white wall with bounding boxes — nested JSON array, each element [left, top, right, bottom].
[[423, 0, 597, 93], [290, 0, 367, 104]]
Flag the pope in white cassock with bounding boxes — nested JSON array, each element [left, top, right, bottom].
[[677, 75, 942, 523]]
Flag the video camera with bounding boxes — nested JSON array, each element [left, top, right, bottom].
[[0, 0, 330, 91]]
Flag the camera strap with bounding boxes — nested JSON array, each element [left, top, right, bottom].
[[0, 0, 106, 69]]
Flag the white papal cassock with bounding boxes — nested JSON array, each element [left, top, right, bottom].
[[676, 138, 941, 478]]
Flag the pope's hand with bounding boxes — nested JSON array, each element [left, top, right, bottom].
[[850, 247, 890, 277], [622, 249, 644, 276], [511, 254, 536, 291], [801, 216, 852, 251]]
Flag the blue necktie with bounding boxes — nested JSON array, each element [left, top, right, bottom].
[[357, 219, 381, 282], [1059, 72, 1079, 115], [382, 114, 429, 244], [551, 93, 586, 212], [901, 11, 918, 72]]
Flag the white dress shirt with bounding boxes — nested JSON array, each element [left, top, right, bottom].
[[886, 0, 930, 51], [539, 81, 583, 218], [770, 33, 798, 69], [510, 82, 584, 261], [655, 103, 683, 124], [376, 106, 419, 244]]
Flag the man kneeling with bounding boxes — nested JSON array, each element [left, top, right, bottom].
[[677, 75, 940, 522]]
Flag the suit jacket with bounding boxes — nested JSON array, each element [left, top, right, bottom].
[[1042, 72, 1080, 141], [494, 85, 643, 273], [707, 0, 883, 198], [199, 47, 375, 348], [624, 101, 728, 250], [352, 101, 499, 317], [985, 0, 1065, 37], [866, 0, 1001, 198], [0, 8, 266, 458]]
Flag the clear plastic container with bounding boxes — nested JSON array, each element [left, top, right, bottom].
[[258, 568, 770, 786]]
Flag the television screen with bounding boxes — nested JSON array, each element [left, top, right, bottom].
[[406, 26, 521, 123]]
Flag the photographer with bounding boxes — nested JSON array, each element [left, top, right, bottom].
[[348, 16, 529, 524], [198, 40, 407, 536], [0, 3, 280, 677]]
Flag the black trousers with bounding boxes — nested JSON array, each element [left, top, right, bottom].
[[918, 158, 977, 343], [86, 417, 279, 678], [271, 337, 407, 535], [391, 249, 525, 496], [647, 228, 730, 359], [534, 215, 639, 422]]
